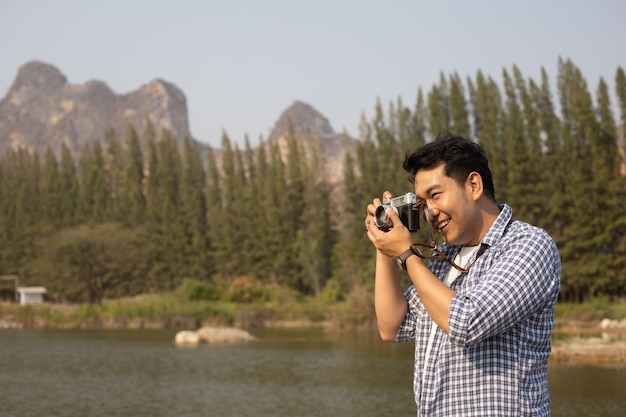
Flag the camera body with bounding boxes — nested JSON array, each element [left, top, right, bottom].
[[374, 192, 421, 232]]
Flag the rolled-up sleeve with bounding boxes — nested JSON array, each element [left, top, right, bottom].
[[395, 285, 422, 342]]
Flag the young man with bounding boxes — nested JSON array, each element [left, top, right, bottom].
[[365, 133, 561, 416]]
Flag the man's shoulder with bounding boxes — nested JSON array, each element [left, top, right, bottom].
[[497, 218, 559, 262], [495, 205, 555, 243], [507, 218, 553, 241]]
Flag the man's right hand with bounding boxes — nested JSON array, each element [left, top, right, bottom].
[[365, 191, 413, 259]]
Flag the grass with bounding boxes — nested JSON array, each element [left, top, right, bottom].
[[0, 284, 371, 329], [555, 296, 626, 322], [100, 292, 237, 322], [3, 289, 624, 331]]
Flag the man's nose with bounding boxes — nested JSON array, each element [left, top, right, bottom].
[[426, 204, 439, 218]]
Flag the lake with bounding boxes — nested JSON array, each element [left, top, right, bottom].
[[1, 328, 624, 417]]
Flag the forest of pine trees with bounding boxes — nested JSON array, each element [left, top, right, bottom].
[[1, 59, 625, 304]]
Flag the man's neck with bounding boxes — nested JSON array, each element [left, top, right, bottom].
[[467, 200, 500, 246]]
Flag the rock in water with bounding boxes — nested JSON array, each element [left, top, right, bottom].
[[174, 326, 256, 345], [174, 330, 202, 345]]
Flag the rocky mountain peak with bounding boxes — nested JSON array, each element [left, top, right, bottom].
[[268, 100, 334, 142], [11, 60, 68, 94], [262, 100, 355, 193]]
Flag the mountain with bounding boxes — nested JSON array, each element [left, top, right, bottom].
[[265, 100, 355, 187], [268, 100, 335, 142], [0, 61, 356, 190], [0, 60, 191, 156]]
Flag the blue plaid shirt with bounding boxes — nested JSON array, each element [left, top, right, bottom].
[[396, 204, 561, 416]]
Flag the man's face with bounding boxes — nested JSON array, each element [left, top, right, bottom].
[[414, 163, 480, 246]]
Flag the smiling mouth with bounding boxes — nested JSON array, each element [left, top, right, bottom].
[[436, 219, 450, 231]]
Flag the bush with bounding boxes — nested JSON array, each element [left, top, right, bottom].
[[319, 279, 345, 304], [226, 276, 270, 304], [181, 278, 220, 301], [329, 286, 376, 330]]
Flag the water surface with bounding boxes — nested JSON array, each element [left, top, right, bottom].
[[1, 329, 624, 416]]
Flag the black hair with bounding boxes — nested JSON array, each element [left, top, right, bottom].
[[403, 131, 496, 202]]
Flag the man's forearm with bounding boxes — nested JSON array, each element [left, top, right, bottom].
[[405, 256, 455, 334], [374, 251, 408, 341]]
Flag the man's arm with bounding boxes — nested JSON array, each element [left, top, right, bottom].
[[367, 193, 456, 338], [373, 250, 408, 341]]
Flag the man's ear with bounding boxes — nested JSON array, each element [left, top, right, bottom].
[[466, 172, 484, 201]]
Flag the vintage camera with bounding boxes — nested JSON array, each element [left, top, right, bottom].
[[374, 192, 422, 232]]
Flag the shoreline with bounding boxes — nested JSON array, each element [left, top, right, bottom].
[[549, 318, 626, 367]]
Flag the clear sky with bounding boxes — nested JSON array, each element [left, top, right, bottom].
[[1, 0, 624, 148]]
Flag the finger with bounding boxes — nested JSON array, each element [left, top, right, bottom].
[[366, 203, 378, 216], [382, 190, 393, 200], [386, 206, 402, 227]]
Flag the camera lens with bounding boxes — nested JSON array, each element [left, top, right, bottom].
[[374, 204, 394, 231]]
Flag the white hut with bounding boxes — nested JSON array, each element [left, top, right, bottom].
[[17, 287, 47, 305]]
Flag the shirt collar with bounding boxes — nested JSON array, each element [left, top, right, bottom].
[[480, 203, 512, 248]]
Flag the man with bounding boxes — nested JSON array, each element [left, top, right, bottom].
[[365, 132, 561, 416]]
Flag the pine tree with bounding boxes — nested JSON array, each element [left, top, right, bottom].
[[142, 128, 184, 291], [211, 132, 248, 278], [240, 135, 265, 278], [232, 142, 252, 274], [263, 139, 291, 285], [449, 72, 471, 138], [297, 130, 335, 295], [247, 137, 274, 283], [104, 127, 124, 220], [282, 126, 309, 291], [373, 99, 401, 192], [500, 68, 527, 214], [145, 121, 161, 226], [616, 67, 626, 128], [155, 129, 185, 290], [472, 71, 505, 198], [613, 67, 626, 297], [120, 123, 145, 226], [427, 72, 451, 138], [537, 67, 566, 247], [410, 89, 428, 150], [205, 144, 223, 279], [333, 148, 370, 289], [179, 136, 209, 280], [355, 114, 381, 200], [285, 124, 306, 232], [615, 67, 626, 166], [79, 140, 109, 223], [352, 132, 385, 285], [0, 150, 41, 275], [40, 147, 65, 230], [513, 65, 547, 226], [0, 154, 8, 271], [59, 142, 80, 227], [556, 59, 602, 301], [594, 78, 625, 298]]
